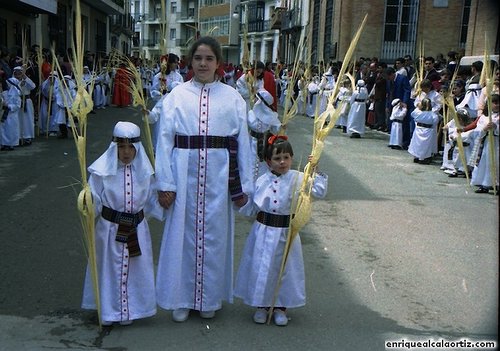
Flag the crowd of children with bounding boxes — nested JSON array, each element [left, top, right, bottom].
[[3, 40, 497, 330]]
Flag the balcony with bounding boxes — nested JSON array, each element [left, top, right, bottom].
[[177, 8, 197, 22], [281, 9, 301, 32], [110, 14, 135, 37], [270, 7, 286, 30]]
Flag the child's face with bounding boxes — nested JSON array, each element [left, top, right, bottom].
[[266, 148, 292, 175], [117, 142, 136, 164]]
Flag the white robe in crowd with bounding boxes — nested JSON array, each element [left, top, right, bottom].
[[346, 86, 369, 135], [155, 79, 253, 312], [414, 90, 443, 153], [441, 119, 457, 171], [93, 70, 110, 109], [306, 81, 320, 118], [450, 129, 473, 173], [457, 82, 482, 119], [335, 86, 351, 127], [1, 79, 22, 147], [408, 109, 440, 160], [389, 104, 407, 147], [470, 113, 499, 188], [150, 70, 184, 147], [247, 100, 281, 181], [236, 73, 264, 112], [18, 76, 36, 140], [39, 78, 59, 134], [55, 78, 76, 125], [235, 169, 328, 308], [81, 135, 163, 323]]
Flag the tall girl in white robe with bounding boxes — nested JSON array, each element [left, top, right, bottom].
[[81, 122, 163, 325], [235, 137, 328, 325]]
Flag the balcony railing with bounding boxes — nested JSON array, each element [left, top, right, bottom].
[[110, 14, 135, 36], [242, 19, 273, 33], [270, 7, 286, 30], [281, 9, 301, 32]]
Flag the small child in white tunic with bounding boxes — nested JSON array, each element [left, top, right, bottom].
[[81, 121, 163, 326], [408, 98, 440, 164], [235, 134, 328, 326], [388, 98, 407, 149]]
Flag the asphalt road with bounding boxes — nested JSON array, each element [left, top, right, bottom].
[[0, 104, 497, 351]]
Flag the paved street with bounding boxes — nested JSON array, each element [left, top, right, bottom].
[[0, 105, 497, 351]]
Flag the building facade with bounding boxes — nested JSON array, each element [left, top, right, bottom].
[[1, 0, 498, 67], [1, 0, 132, 63]]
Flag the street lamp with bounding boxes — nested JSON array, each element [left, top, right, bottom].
[[232, 5, 240, 20]]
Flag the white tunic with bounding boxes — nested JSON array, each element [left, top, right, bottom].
[[470, 113, 499, 187], [39, 78, 59, 133], [247, 103, 281, 181], [1, 79, 22, 146], [81, 161, 161, 323], [155, 79, 253, 312], [18, 76, 36, 139], [389, 105, 407, 147], [235, 170, 328, 307], [408, 109, 440, 159], [346, 86, 369, 135]]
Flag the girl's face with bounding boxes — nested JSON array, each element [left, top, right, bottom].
[[266, 148, 292, 175], [118, 143, 136, 165], [192, 44, 219, 84]]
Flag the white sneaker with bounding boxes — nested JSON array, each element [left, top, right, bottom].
[[273, 309, 288, 326], [253, 308, 268, 324], [172, 308, 190, 322], [200, 310, 215, 319], [119, 320, 133, 326]]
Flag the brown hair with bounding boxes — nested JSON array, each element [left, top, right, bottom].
[[188, 36, 222, 65]]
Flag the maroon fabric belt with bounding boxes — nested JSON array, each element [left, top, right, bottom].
[[174, 134, 244, 201], [102, 206, 144, 257], [256, 211, 291, 228]]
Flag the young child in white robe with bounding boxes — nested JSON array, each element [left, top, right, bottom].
[[247, 89, 281, 181], [408, 98, 440, 164], [346, 79, 369, 138], [235, 134, 328, 326], [81, 121, 163, 326], [444, 109, 473, 177], [388, 98, 407, 149], [468, 94, 499, 194]]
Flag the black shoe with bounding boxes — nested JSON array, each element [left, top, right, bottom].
[[419, 157, 432, 165], [475, 186, 490, 194], [350, 133, 361, 138], [413, 158, 419, 163]]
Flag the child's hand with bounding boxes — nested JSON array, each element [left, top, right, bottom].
[[483, 122, 494, 131], [158, 191, 176, 209], [234, 193, 248, 208]]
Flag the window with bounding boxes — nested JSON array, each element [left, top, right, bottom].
[[383, 0, 418, 42], [200, 16, 230, 36], [170, 28, 176, 40], [202, 0, 226, 6], [459, 0, 471, 47], [171, 1, 177, 14], [382, 0, 419, 61]]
